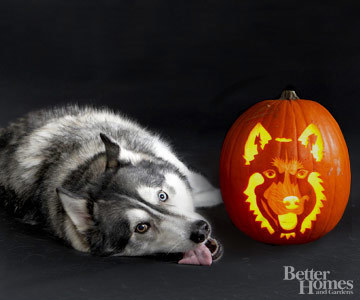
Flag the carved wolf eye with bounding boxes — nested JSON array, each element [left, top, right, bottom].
[[135, 223, 150, 234], [263, 169, 276, 179], [158, 191, 168, 202], [296, 169, 309, 179]]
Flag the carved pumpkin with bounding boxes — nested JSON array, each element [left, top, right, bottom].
[[219, 90, 351, 244]]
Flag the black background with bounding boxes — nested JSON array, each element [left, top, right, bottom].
[[0, 1, 359, 299]]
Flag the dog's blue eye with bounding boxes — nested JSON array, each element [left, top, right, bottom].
[[158, 191, 168, 202]]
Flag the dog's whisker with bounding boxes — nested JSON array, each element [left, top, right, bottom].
[[166, 239, 183, 255]]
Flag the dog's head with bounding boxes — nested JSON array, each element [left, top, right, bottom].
[[243, 123, 326, 239], [57, 133, 212, 257]]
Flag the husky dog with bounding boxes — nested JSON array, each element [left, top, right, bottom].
[[0, 106, 222, 265]]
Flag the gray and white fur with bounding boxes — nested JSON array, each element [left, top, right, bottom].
[[0, 105, 222, 257]]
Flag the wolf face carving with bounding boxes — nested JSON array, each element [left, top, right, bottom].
[[243, 123, 326, 240]]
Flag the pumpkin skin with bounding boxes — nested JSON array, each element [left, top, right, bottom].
[[219, 90, 351, 244]]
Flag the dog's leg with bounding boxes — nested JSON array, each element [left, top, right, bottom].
[[187, 171, 223, 208]]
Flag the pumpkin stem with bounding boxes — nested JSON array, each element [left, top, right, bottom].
[[280, 90, 299, 100]]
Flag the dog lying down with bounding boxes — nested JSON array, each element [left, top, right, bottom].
[[0, 106, 223, 265]]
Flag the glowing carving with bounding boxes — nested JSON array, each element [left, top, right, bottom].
[[243, 123, 272, 165], [278, 213, 298, 230], [244, 173, 275, 234], [283, 196, 300, 210], [298, 124, 324, 162], [242, 123, 327, 239], [275, 138, 292, 142], [300, 172, 326, 233], [280, 232, 296, 239], [272, 157, 304, 175]]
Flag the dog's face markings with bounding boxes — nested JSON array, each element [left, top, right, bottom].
[[106, 168, 202, 256], [243, 123, 327, 239], [118, 205, 203, 256], [136, 172, 194, 212], [58, 133, 208, 256], [86, 193, 205, 256]]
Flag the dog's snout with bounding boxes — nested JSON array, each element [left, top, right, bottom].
[[190, 220, 210, 244]]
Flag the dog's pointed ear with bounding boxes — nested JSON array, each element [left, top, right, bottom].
[[57, 187, 93, 233], [100, 133, 120, 169]]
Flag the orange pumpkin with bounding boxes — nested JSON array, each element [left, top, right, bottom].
[[219, 90, 351, 244]]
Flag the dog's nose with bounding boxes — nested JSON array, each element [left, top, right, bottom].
[[190, 220, 210, 243]]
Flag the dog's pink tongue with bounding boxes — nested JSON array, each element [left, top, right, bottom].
[[178, 244, 212, 266]]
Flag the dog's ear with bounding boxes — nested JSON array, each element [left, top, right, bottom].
[[57, 187, 93, 233], [100, 133, 120, 169]]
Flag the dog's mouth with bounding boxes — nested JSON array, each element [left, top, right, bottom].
[[178, 237, 223, 266]]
